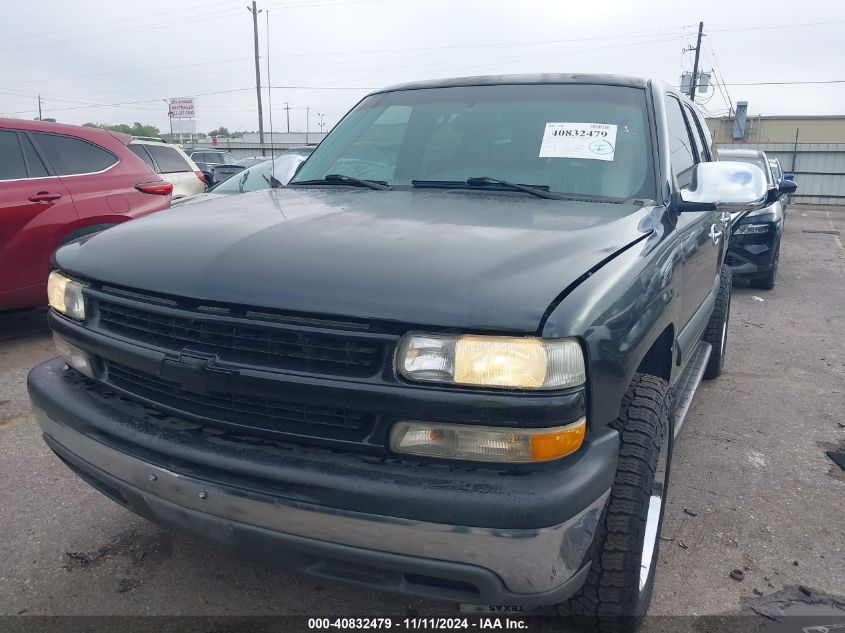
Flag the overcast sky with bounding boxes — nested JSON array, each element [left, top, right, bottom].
[[2, 0, 844, 134]]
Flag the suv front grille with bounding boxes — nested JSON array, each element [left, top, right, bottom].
[[104, 361, 374, 440], [95, 297, 386, 377]]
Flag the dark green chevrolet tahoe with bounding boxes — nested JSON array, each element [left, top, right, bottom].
[[29, 74, 769, 621]]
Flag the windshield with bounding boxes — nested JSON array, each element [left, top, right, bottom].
[[212, 153, 308, 193], [291, 84, 655, 200]]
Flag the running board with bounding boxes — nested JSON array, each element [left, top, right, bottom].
[[670, 341, 712, 439]]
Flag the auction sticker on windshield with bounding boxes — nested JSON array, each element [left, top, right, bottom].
[[539, 122, 617, 161]]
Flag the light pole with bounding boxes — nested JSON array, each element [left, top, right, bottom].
[[316, 112, 326, 133]]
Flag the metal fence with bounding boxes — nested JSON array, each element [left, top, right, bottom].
[[717, 142, 845, 205], [186, 141, 319, 160]]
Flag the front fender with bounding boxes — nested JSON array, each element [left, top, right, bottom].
[[542, 207, 682, 429]]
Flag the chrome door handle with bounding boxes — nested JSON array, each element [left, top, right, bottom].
[[709, 224, 723, 244]]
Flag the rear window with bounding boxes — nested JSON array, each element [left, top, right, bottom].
[[0, 130, 27, 180], [129, 144, 157, 171], [723, 156, 773, 185], [146, 144, 191, 173], [32, 133, 117, 176]]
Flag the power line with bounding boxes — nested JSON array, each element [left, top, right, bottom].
[[704, 39, 734, 116], [708, 18, 845, 34], [4, 56, 254, 87], [1, 0, 237, 41], [0, 7, 243, 53], [722, 79, 845, 86]]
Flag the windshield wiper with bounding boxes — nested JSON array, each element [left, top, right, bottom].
[[412, 177, 565, 200], [291, 173, 390, 191]]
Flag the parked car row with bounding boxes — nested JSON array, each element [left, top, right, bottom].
[[1, 116, 319, 312], [173, 146, 314, 207], [180, 147, 240, 186], [718, 148, 798, 289]]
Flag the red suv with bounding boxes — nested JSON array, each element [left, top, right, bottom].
[[0, 119, 173, 311]]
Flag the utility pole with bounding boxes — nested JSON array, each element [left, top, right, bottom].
[[688, 21, 704, 101], [265, 9, 273, 157], [247, 1, 265, 149], [37, 94, 43, 120], [284, 102, 290, 133]]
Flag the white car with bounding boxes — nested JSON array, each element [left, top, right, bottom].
[[128, 139, 206, 199]]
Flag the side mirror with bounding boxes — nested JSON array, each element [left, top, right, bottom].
[[779, 179, 798, 195], [678, 161, 768, 212]]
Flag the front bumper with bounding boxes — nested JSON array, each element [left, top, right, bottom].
[[727, 218, 781, 277], [29, 359, 615, 605]]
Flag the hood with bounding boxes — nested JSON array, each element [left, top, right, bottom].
[[56, 188, 654, 333], [171, 192, 231, 206]]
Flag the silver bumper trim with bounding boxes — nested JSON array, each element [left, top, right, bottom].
[[36, 407, 608, 595]]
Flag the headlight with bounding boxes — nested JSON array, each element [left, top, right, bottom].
[[47, 271, 85, 320], [397, 334, 585, 390], [390, 418, 586, 463], [734, 223, 770, 235]]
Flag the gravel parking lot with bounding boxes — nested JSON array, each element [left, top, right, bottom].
[[0, 205, 843, 619]]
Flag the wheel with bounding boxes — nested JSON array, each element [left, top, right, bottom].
[[703, 264, 732, 379], [750, 238, 780, 290], [561, 373, 673, 627]]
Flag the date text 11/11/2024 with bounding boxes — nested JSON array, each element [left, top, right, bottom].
[[307, 617, 529, 630]]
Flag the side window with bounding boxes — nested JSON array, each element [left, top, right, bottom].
[[191, 152, 208, 163], [32, 133, 117, 176], [0, 131, 29, 180], [146, 145, 190, 173], [20, 134, 49, 177], [129, 144, 157, 172], [664, 96, 696, 188], [683, 105, 709, 163]]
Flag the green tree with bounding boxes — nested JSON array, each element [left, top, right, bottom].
[[208, 126, 230, 138], [81, 122, 160, 137]]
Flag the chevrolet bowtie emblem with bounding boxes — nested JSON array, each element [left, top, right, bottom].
[[159, 352, 236, 394]]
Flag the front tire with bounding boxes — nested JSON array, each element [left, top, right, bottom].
[[703, 264, 732, 379], [750, 237, 780, 290], [561, 373, 673, 627]]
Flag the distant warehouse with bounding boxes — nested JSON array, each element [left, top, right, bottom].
[[707, 109, 845, 205]]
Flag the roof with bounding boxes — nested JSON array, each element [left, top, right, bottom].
[[376, 73, 655, 94], [718, 148, 767, 159], [0, 117, 131, 144]]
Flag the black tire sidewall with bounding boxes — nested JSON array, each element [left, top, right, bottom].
[[562, 374, 674, 620], [703, 265, 732, 379], [636, 411, 673, 612]]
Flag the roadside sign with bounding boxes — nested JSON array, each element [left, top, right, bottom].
[[171, 118, 196, 134], [169, 97, 195, 118]]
